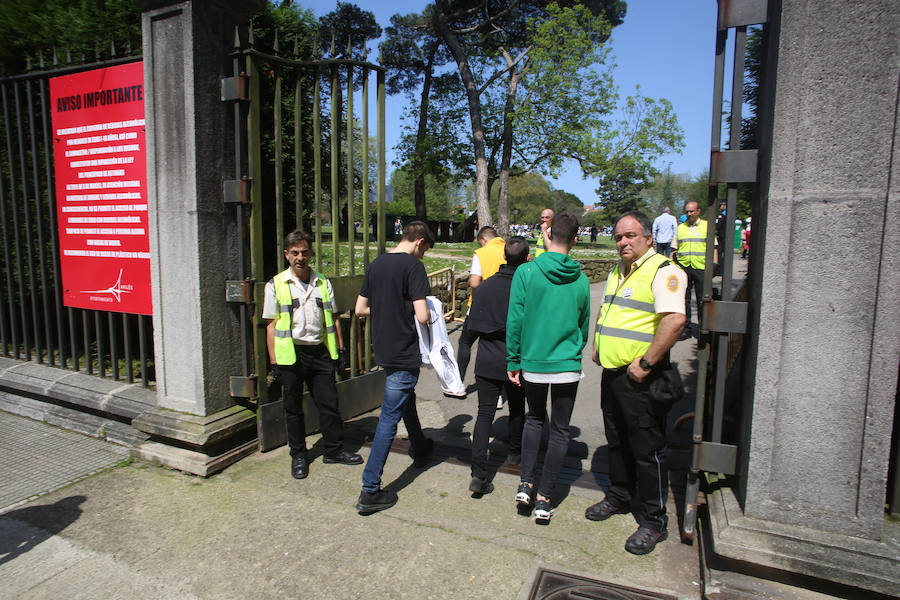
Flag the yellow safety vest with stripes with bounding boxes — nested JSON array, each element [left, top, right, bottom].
[[272, 269, 338, 364], [595, 252, 670, 369], [675, 219, 707, 269], [535, 229, 546, 257]]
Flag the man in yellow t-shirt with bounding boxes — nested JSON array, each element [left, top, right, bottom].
[[456, 226, 506, 385]]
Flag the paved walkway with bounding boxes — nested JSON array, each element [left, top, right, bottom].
[[0, 411, 129, 514], [1, 257, 835, 599]]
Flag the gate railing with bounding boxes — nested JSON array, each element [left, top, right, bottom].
[[223, 28, 387, 431], [0, 52, 154, 387], [681, 0, 770, 542]]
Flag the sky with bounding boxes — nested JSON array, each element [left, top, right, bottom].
[[300, 0, 719, 205]]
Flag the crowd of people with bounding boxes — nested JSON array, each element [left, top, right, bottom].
[[265, 200, 733, 557]]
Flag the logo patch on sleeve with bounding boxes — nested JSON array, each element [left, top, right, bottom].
[[666, 275, 680, 293]]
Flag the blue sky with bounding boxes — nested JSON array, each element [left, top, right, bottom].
[[300, 0, 718, 205]]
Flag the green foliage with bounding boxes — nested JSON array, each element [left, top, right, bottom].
[[0, 0, 141, 75], [317, 2, 381, 59], [389, 164, 467, 221]]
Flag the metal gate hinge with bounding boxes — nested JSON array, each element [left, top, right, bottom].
[[221, 74, 249, 102], [229, 375, 258, 399], [225, 278, 255, 304], [223, 177, 251, 205]]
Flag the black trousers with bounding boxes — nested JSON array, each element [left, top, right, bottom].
[[600, 367, 668, 530], [683, 266, 705, 325], [520, 380, 579, 499], [470, 375, 525, 481], [456, 317, 478, 380], [279, 344, 343, 457]]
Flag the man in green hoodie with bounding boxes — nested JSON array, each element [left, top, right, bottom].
[[506, 212, 591, 524]]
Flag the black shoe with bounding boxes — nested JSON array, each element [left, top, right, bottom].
[[323, 450, 363, 465], [515, 482, 535, 507], [291, 455, 309, 479], [468, 476, 494, 495], [534, 498, 554, 524], [624, 525, 668, 555], [585, 498, 629, 521], [506, 453, 521, 466], [409, 437, 434, 468], [356, 488, 398, 515]]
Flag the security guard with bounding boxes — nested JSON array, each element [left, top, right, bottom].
[[672, 200, 717, 337], [586, 211, 686, 556], [264, 229, 362, 480], [534, 208, 553, 257]]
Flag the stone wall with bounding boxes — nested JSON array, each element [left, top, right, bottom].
[[448, 258, 616, 317]]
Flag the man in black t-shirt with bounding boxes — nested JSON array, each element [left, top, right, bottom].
[[354, 221, 435, 515]]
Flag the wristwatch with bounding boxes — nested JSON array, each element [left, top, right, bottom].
[[639, 357, 653, 371]]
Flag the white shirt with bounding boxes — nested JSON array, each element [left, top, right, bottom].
[[652, 212, 678, 243], [262, 270, 337, 345], [469, 253, 482, 277]]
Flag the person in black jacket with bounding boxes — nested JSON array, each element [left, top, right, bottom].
[[466, 236, 530, 495]]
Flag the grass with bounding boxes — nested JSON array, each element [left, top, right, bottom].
[[310, 237, 618, 277]]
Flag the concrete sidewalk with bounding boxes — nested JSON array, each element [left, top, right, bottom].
[[0, 258, 797, 600]]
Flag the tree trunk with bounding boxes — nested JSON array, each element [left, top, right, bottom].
[[434, 1, 492, 229], [496, 58, 522, 238], [413, 45, 437, 222]]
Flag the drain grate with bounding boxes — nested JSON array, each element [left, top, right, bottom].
[[525, 567, 678, 600]]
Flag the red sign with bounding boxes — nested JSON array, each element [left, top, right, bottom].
[[49, 62, 152, 315]]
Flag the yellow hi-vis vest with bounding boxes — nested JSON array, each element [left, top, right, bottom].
[[675, 219, 707, 270], [595, 252, 670, 369], [272, 269, 338, 364], [468, 237, 506, 307], [535, 229, 547, 256]]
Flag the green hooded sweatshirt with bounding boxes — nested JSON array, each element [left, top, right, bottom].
[[506, 251, 591, 373]]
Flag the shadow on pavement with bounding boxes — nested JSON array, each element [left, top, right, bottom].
[[0, 495, 86, 566]]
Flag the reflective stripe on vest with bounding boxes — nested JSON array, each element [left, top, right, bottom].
[[535, 231, 546, 257], [676, 219, 707, 269], [272, 269, 339, 365], [595, 252, 670, 369]]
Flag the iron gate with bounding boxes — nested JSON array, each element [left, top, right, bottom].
[[681, 0, 770, 542], [223, 28, 389, 451]]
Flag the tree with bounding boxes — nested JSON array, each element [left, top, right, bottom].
[[0, 0, 141, 75], [380, 10, 469, 221]]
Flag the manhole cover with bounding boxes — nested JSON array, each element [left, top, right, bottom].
[[525, 567, 677, 600]]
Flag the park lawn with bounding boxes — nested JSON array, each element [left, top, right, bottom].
[[312, 237, 617, 277]]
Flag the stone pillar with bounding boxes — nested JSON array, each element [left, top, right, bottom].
[[132, 0, 264, 475], [707, 1, 900, 595]]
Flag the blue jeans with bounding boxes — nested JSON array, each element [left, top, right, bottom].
[[362, 368, 427, 492]]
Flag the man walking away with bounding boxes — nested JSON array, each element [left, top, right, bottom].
[[652, 207, 677, 258], [466, 236, 530, 495], [456, 226, 506, 383], [507, 212, 591, 525], [354, 222, 436, 515]]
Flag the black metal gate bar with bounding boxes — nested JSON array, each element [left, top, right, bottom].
[[0, 158, 14, 358], [274, 32, 284, 271], [3, 83, 27, 360], [14, 80, 41, 362], [38, 68, 66, 369], [330, 63, 340, 274], [123, 313, 133, 383], [313, 67, 322, 263], [293, 42, 303, 232], [25, 78, 52, 365], [346, 59, 354, 277]]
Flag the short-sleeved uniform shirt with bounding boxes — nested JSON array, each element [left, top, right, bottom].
[[359, 252, 431, 369], [262, 270, 337, 346], [611, 248, 687, 315]]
